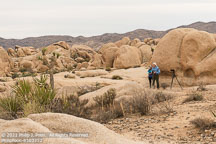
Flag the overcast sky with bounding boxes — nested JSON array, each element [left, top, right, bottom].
[[0, 0, 215, 39]]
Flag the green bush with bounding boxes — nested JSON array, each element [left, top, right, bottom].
[[105, 67, 111, 72], [0, 75, 56, 119], [112, 75, 123, 80], [12, 73, 20, 79], [42, 48, 47, 55], [20, 68, 27, 73]]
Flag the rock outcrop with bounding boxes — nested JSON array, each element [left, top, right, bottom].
[[151, 28, 216, 85]]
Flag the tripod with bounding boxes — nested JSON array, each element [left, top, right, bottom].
[[170, 70, 183, 90]]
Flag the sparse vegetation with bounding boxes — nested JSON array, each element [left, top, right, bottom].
[[12, 73, 20, 79], [0, 75, 56, 119], [131, 90, 151, 115], [42, 47, 47, 55], [39, 50, 60, 89], [161, 83, 169, 89], [183, 92, 203, 103], [190, 117, 216, 130], [197, 83, 207, 91], [154, 91, 172, 103], [105, 67, 111, 72], [19, 68, 27, 73], [0, 96, 22, 119], [77, 83, 103, 96], [112, 75, 123, 80], [50, 94, 89, 118], [94, 88, 116, 109]]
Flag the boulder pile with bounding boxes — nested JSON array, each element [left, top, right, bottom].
[[1, 37, 158, 78]]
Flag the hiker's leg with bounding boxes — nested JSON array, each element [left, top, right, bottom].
[[157, 75, 160, 89], [152, 75, 156, 88], [148, 77, 152, 88]]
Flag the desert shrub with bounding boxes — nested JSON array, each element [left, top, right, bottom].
[[112, 75, 123, 80], [92, 102, 124, 123], [22, 72, 36, 77], [42, 48, 47, 55], [0, 96, 22, 119], [12, 73, 19, 79], [105, 67, 111, 72], [93, 110, 115, 123], [154, 91, 172, 103], [0, 75, 56, 119], [23, 101, 46, 117], [20, 68, 27, 73], [190, 118, 216, 130], [197, 83, 207, 91], [50, 94, 89, 118], [67, 65, 74, 72], [13, 80, 32, 103], [183, 92, 203, 103], [161, 83, 169, 90], [77, 83, 103, 96], [131, 90, 151, 115], [93, 88, 116, 109]]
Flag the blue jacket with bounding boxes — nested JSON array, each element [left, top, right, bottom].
[[152, 66, 160, 75], [148, 69, 152, 78]]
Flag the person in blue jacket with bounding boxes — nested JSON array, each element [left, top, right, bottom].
[[152, 62, 160, 89], [148, 66, 153, 88]]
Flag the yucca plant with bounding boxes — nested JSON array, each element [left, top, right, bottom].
[[42, 47, 47, 55], [13, 80, 32, 103], [0, 96, 22, 119], [33, 83, 55, 105], [33, 74, 56, 105]]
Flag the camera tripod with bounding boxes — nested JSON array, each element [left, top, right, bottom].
[[170, 70, 183, 90]]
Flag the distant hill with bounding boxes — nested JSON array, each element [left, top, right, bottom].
[[0, 21, 215, 50], [177, 21, 216, 33]]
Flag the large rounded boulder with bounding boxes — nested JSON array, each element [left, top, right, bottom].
[[98, 43, 117, 54], [139, 45, 152, 63], [151, 28, 216, 85], [101, 46, 119, 68], [0, 47, 12, 76], [113, 45, 142, 69], [115, 37, 131, 47]]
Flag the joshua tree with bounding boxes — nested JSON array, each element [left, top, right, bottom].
[[40, 48, 60, 89]]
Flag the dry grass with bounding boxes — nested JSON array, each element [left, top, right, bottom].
[[183, 92, 203, 103], [197, 83, 207, 91], [190, 117, 216, 130], [93, 88, 116, 109], [131, 90, 151, 115]]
